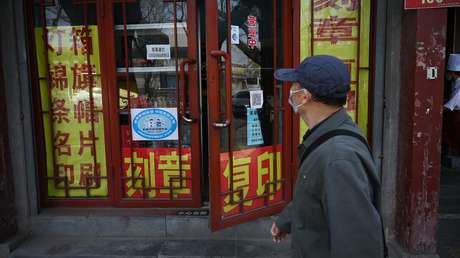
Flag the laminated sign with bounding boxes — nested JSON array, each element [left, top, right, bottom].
[[247, 108, 264, 146], [146, 44, 171, 60], [131, 108, 178, 141]]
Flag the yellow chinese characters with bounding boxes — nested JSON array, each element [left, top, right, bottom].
[[223, 156, 252, 213], [159, 151, 191, 197], [256, 151, 282, 201], [124, 151, 156, 198], [222, 148, 283, 214], [124, 149, 192, 199]]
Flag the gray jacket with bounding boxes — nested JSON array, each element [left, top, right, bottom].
[[276, 108, 384, 258]]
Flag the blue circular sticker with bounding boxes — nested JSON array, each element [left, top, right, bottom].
[[132, 109, 177, 140]]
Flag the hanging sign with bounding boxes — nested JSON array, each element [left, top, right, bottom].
[[146, 44, 171, 60], [404, 0, 460, 9], [34, 25, 108, 198], [131, 108, 178, 141], [247, 108, 264, 146], [247, 15, 258, 49]]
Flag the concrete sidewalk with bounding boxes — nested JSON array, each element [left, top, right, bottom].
[[9, 236, 291, 258], [4, 210, 291, 258]]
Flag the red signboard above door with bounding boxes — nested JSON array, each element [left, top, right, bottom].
[[405, 0, 460, 9]]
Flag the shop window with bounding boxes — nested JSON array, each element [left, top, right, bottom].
[[115, 1, 195, 201]]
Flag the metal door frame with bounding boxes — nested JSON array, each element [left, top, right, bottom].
[[205, 0, 294, 231], [104, 0, 202, 208], [26, 0, 202, 208]]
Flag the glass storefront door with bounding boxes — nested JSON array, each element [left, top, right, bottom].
[[32, 0, 202, 207], [31, 0, 293, 221], [110, 0, 202, 207], [205, 0, 292, 230]]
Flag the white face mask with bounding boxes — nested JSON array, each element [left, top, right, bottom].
[[288, 88, 307, 113]]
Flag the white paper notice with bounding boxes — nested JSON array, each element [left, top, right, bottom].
[[146, 44, 171, 60], [250, 90, 263, 109], [231, 25, 240, 44]]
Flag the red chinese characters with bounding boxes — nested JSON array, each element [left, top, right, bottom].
[[313, 0, 359, 11], [74, 100, 99, 124], [79, 163, 101, 187], [78, 130, 98, 156], [51, 98, 70, 123], [47, 29, 66, 56], [42, 25, 107, 197], [314, 16, 359, 44], [71, 63, 97, 90], [71, 27, 93, 56], [54, 130, 71, 156], [247, 15, 258, 49], [55, 164, 75, 185], [49, 63, 68, 90]]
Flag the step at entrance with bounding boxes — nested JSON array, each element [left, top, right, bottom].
[[29, 209, 285, 241], [11, 237, 291, 258]]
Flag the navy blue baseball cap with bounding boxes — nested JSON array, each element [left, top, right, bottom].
[[274, 55, 351, 98]]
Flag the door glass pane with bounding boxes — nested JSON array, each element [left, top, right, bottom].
[[217, 0, 284, 218], [33, 0, 108, 198], [115, 1, 193, 200]]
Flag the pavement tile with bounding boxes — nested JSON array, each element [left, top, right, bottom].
[[159, 240, 236, 257], [234, 217, 273, 240], [165, 217, 235, 240], [437, 218, 460, 258], [93, 216, 166, 238], [10, 237, 163, 257], [236, 240, 291, 258]]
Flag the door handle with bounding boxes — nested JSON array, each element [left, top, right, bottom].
[[179, 58, 197, 124], [210, 50, 232, 128], [182, 111, 196, 123]]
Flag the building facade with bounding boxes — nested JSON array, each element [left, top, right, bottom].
[[0, 0, 459, 257]]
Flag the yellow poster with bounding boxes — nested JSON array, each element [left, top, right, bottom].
[[35, 26, 108, 197], [299, 0, 371, 140]]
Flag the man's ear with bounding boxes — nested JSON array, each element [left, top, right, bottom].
[[303, 90, 313, 102]]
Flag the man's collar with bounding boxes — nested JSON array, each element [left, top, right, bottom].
[[301, 108, 350, 145]]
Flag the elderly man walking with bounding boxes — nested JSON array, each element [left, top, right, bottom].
[[270, 55, 385, 258]]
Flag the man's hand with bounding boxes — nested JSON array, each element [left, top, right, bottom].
[[271, 222, 287, 243]]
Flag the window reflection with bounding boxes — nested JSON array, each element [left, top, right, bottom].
[[217, 0, 276, 150]]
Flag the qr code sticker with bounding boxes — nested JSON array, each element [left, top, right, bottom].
[[250, 90, 263, 109]]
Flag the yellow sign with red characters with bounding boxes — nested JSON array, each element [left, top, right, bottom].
[[35, 26, 108, 197], [299, 0, 371, 139]]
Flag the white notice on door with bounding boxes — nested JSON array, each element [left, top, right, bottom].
[[250, 90, 263, 109], [146, 44, 171, 60], [231, 25, 240, 44]]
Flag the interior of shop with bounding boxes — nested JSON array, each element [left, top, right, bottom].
[[440, 7, 460, 215]]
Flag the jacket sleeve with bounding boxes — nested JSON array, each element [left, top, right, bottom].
[[275, 202, 293, 233], [321, 159, 384, 258]]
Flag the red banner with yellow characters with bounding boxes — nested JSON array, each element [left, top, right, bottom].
[[35, 26, 108, 198], [122, 148, 193, 200], [219, 145, 283, 218]]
